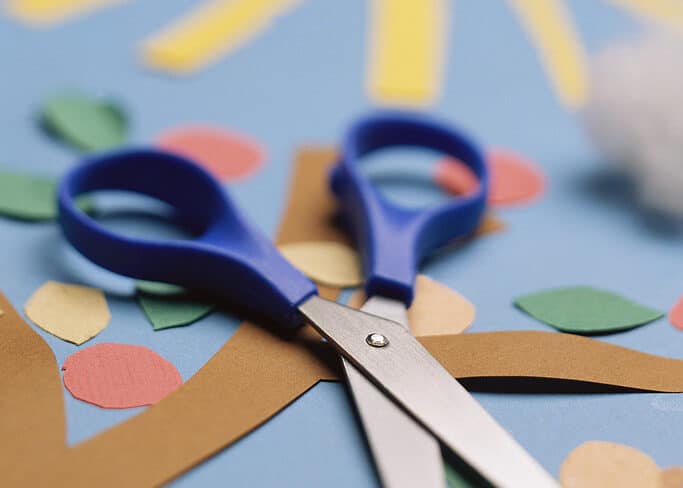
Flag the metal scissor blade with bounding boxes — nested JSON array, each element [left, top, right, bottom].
[[341, 296, 444, 488], [299, 296, 559, 488]]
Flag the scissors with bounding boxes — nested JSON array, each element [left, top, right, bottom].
[[57, 112, 557, 488]]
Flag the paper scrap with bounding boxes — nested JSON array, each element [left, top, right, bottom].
[[508, 0, 587, 108], [41, 91, 127, 152], [0, 293, 65, 486], [5, 0, 126, 25], [136, 281, 215, 331], [436, 148, 545, 206], [279, 241, 362, 288], [349, 274, 475, 336], [142, 0, 301, 74], [155, 125, 265, 181], [669, 296, 683, 331], [559, 441, 659, 488], [609, 0, 683, 30], [62, 343, 182, 409], [367, 0, 446, 106], [24, 281, 111, 345], [445, 463, 477, 488], [660, 467, 683, 488], [0, 170, 59, 221], [515, 286, 664, 334]]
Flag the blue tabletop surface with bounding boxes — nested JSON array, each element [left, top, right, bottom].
[[2, 1, 682, 486]]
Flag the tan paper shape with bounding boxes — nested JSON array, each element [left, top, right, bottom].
[[559, 441, 659, 488], [24, 281, 111, 345], [279, 241, 362, 288], [660, 467, 683, 488], [0, 293, 65, 486], [5, 146, 683, 486]]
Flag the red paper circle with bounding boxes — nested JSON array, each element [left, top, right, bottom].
[[62, 343, 182, 409], [669, 296, 683, 330], [155, 125, 265, 181], [435, 148, 545, 206]]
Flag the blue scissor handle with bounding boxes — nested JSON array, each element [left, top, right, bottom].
[[330, 112, 488, 305], [58, 149, 317, 328]]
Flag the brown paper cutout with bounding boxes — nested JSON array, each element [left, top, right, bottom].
[[4, 146, 683, 486], [660, 467, 683, 488], [349, 274, 476, 336], [0, 293, 65, 486]]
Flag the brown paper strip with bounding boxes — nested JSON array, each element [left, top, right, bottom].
[[0, 293, 65, 486]]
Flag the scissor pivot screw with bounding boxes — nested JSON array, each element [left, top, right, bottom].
[[366, 333, 389, 348]]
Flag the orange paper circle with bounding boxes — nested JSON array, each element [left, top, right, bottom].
[[435, 148, 545, 206], [62, 343, 182, 409], [669, 296, 683, 330], [155, 125, 265, 181]]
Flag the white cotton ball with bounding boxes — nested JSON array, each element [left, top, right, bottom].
[[583, 30, 683, 215]]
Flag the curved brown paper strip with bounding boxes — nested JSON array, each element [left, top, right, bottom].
[[5, 146, 683, 487], [0, 293, 65, 485]]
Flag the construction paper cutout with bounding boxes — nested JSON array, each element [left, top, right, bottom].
[[62, 343, 182, 409], [8, 147, 683, 485], [610, 0, 683, 30], [669, 296, 683, 331], [136, 281, 215, 330], [279, 241, 362, 288], [515, 286, 664, 334], [41, 91, 127, 151], [445, 463, 477, 488], [367, 0, 446, 106], [559, 441, 659, 488], [142, 0, 301, 74], [24, 281, 111, 345], [0, 293, 65, 486], [660, 467, 683, 488], [508, 0, 587, 109], [348, 274, 476, 336], [436, 149, 545, 206], [155, 125, 264, 181], [5, 0, 126, 26], [0, 170, 59, 221]]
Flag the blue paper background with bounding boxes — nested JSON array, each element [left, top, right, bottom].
[[1, 1, 682, 486]]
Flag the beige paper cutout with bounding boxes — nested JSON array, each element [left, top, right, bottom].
[[24, 281, 111, 345], [279, 241, 362, 288]]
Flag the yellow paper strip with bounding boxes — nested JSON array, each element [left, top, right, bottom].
[[5, 0, 126, 26], [142, 0, 301, 74], [367, 0, 446, 106], [610, 0, 683, 29], [508, 0, 587, 109]]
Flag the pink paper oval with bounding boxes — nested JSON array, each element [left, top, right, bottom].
[[670, 296, 683, 330], [155, 125, 265, 181], [435, 148, 545, 206], [62, 343, 182, 409]]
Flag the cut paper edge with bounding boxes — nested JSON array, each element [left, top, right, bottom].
[[155, 125, 265, 181], [559, 441, 659, 488], [5, 0, 127, 26], [508, 0, 588, 109], [24, 280, 111, 345], [62, 343, 182, 409], [141, 0, 302, 74], [367, 0, 446, 106], [279, 241, 362, 288], [348, 274, 476, 336], [669, 295, 683, 330], [609, 0, 683, 30]]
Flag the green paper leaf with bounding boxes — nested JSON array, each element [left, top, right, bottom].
[[515, 286, 664, 334], [0, 170, 91, 221], [41, 91, 128, 152], [136, 281, 215, 331]]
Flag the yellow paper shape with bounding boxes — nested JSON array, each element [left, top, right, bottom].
[[610, 0, 683, 29], [349, 274, 475, 336], [278, 241, 362, 288], [367, 0, 446, 106], [5, 0, 126, 26], [24, 281, 111, 345], [560, 441, 660, 488], [142, 0, 301, 74], [508, 0, 587, 109]]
